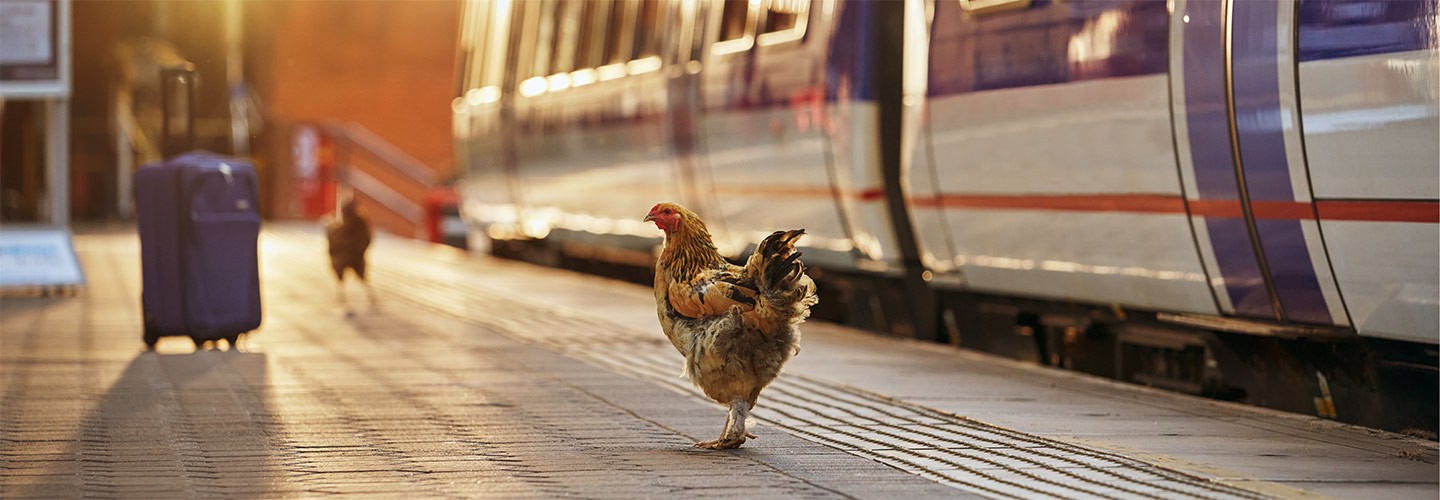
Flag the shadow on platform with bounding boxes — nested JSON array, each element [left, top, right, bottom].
[[13, 350, 278, 497]]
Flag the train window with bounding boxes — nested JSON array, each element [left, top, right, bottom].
[[762, 0, 798, 34], [550, 0, 579, 75], [516, 0, 558, 96], [631, 0, 661, 60], [957, 0, 1031, 16], [525, 0, 559, 79], [602, 0, 634, 66], [757, 0, 808, 46], [574, 0, 603, 70], [713, 0, 755, 54], [459, 0, 488, 94], [480, 0, 515, 88], [719, 0, 750, 42]]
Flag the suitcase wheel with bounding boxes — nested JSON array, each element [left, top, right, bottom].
[[143, 311, 159, 350]]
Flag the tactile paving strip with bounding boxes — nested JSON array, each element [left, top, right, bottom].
[[296, 233, 1275, 500]]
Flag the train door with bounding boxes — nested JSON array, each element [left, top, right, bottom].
[[898, 0, 961, 280], [1293, 0, 1436, 342], [1170, 0, 1350, 327], [455, 0, 523, 239], [918, 0, 1217, 315], [696, 0, 857, 267]]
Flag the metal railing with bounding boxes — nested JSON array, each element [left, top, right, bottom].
[[281, 120, 440, 237]]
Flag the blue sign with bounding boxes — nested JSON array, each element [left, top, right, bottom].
[[0, 225, 85, 288]]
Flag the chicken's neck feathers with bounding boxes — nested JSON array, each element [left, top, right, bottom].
[[659, 219, 725, 280]]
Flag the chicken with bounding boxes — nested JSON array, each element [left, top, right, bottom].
[[327, 198, 376, 311], [645, 202, 818, 449]]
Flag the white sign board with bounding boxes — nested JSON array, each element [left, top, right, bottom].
[[0, 225, 86, 288], [0, 1, 53, 64], [0, 0, 70, 98]]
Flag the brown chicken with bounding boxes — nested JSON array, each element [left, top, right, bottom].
[[645, 202, 818, 449], [327, 198, 375, 310]]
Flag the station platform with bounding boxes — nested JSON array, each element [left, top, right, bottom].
[[3, 223, 1436, 498]]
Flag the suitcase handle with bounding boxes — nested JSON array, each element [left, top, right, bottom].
[[160, 63, 198, 158]]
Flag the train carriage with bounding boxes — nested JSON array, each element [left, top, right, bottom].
[[452, 0, 1438, 433]]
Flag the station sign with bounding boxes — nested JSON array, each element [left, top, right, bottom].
[[0, 0, 71, 99]]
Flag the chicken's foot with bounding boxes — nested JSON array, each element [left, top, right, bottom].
[[695, 398, 751, 449]]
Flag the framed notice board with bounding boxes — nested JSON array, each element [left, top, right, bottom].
[[0, 0, 71, 98]]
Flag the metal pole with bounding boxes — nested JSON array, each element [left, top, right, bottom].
[[226, 0, 250, 156], [46, 99, 70, 225]]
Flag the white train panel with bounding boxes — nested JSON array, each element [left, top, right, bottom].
[[944, 210, 1216, 313], [926, 75, 1180, 196], [697, 108, 853, 268], [825, 102, 903, 271], [922, 73, 1216, 313], [1300, 51, 1439, 200], [1321, 221, 1440, 344], [1296, 48, 1440, 338]]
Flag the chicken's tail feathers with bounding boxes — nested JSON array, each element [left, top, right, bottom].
[[749, 229, 803, 282], [757, 229, 805, 258], [747, 229, 818, 329]]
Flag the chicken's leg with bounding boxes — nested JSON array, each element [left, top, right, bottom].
[[362, 279, 378, 306], [695, 398, 750, 449], [332, 266, 348, 305], [335, 269, 355, 316], [349, 263, 377, 308]]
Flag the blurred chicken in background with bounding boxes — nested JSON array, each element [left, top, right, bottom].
[[327, 198, 375, 313]]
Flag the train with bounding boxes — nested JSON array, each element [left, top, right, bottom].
[[450, 0, 1438, 434]]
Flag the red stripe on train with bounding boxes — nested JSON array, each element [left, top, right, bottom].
[[911, 194, 1185, 213], [713, 185, 889, 201], [1315, 200, 1440, 223], [1188, 200, 1316, 219]]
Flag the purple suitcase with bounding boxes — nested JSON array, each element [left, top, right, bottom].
[[135, 151, 262, 349]]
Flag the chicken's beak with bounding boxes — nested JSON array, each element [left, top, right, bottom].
[[643, 213, 655, 223]]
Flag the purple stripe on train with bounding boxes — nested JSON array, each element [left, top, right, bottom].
[[1181, 0, 1276, 320], [1231, 0, 1332, 324], [1298, 0, 1437, 62], [827, 0, 877, 102], [923, 0, 1436, 100]]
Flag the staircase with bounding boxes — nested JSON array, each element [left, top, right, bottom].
[[270, 121, 443, 239]]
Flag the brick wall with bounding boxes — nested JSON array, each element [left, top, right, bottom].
[[248, 0, 459, 234]]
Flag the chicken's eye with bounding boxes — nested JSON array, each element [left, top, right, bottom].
[[663, 209, 673, 214]]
